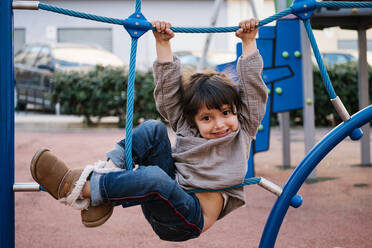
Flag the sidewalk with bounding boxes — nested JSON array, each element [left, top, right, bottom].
[[15, 112, 120, 130]]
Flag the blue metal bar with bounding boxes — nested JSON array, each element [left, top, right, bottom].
[[0, 0, 15, 247], [259, 104, 372, 247]]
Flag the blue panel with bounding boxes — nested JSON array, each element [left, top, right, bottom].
[[236, 42, 242, 58], [257, 39, 274, 68], [216, 61, 238, 82], [255, 84, 272, 152], [272, 19, 303, 113], [262, 66, 293, 84], [246, 147, 254, 178], [259, 26, 276, 39], [0, 0, 15, 247]]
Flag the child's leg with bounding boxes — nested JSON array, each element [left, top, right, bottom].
[[30, 149, 116, 228], [90, 166, 204, 241], [106, 119, 174, 178]]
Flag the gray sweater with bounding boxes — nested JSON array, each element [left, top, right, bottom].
[[153, 50, 268, 219]]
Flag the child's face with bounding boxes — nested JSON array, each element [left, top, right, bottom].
[[194, 104, 239, 139]]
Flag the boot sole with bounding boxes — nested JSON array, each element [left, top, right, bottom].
[[30, 148, 61, 199], [82, 207, 114, 228], [30, 148, 50, 185]]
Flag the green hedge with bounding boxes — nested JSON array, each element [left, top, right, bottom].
[[291, 62, 372, 126], [52, 65, 161, 127], [52, 62, 371, 127]]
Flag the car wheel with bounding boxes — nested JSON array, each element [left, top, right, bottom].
[[14, 86, 26, 111]]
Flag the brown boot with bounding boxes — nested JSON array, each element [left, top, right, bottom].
[[30, 148, 81, 200], [81, 203, 114, 228], [30, 148, 113, 227]]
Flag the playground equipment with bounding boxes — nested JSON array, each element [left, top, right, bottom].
[[2, 0, 372, 247], [216, 17, 305, 177]]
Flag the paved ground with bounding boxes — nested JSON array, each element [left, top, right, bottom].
[[13, 116, 372, 248]]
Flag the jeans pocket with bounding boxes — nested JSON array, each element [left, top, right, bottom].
[[149, 216, 200, 242]]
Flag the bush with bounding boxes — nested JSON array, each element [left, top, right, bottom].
[[52, 62, 371, 128], [52, 66, 161, 127], [291, 62, 372, 126]]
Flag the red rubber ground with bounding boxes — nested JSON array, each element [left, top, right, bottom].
[[15, 127, 372, 247]]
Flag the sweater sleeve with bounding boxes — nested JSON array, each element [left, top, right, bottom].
[[236, 50, 268, 138], [153, 56, 184, 132]]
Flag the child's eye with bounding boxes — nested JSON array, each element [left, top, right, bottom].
[[222, 110, 231, 115], [202, 116, 210, 121]]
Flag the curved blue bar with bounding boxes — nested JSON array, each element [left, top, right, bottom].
[[259, 105, 372, 248]]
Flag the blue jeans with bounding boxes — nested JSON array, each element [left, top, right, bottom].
[[90, 120, 204, 241]]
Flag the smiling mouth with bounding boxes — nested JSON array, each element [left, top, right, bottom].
[[213, 129, 230, 137]]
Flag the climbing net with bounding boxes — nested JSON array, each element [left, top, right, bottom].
[[11, 0, 372, 247]]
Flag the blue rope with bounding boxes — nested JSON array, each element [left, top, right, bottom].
[[186, 177, 261, 193], [171, 8, 293, 33], [135, 0, 141, 12], [38, 2, 292, 33], [124, 38, 138, 170], [303, 19, 337, 99], [38, 3, 125, 25], [317, 1, 372, 8]]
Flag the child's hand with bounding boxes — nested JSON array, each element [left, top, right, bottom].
[[235, 18, 259, 42], [151, 20, 174, 43]]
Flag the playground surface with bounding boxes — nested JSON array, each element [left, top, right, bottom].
[[14, 125, 372, 248]]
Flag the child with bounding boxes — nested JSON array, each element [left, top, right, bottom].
[[30, 18, 268, 242]]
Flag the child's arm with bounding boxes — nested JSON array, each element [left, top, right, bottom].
[[236, 18, 259, 57], [152, 20, 174, 62], [235, 19, 268, 138], [152, 21, 185, 131]]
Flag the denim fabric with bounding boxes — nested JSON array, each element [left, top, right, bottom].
[[90, 120, 204, 241]]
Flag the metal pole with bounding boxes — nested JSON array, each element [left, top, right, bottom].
[[277, 0, 291, 169], [357, 28, 370, 165], [198, 0, 223, 70], [0, 0, 15, 247], [300, 22, 316, 178], [248, 0, 258, 18]]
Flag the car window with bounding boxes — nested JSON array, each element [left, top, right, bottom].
[[35, 46, 53, 67], [179, 55, 199, 66], [22, 46, 42, 67], [14, 49, 28, 64], [324, 54, 349, 65]]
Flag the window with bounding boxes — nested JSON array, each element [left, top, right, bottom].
[[14, 49, 28, 64], [23, 46, 42, 67], [14, 28, 26, 53], [57, 28, 112, 51], [35, 46, 53, 67], [338, 40, 372, 51]]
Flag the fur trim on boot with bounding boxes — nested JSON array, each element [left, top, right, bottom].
[[59, 160, 121, 210]]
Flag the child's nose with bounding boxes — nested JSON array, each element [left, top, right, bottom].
[[215, 118, 225, 128]]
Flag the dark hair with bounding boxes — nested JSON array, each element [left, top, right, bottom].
[[182, 72, 241, 127]]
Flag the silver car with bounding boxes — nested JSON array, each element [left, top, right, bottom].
[[14, 43, 125, 111]]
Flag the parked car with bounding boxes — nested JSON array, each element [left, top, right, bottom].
[[173, 51, 215, 69], [321, 52, 357, 66], [14, 43, 125, 111]]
